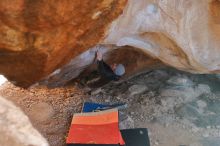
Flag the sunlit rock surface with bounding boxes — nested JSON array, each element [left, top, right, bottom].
[[104, 0, 220, 73], [1, 0, 220, 87], [0, 96, 48, 146], [0, 0, 127, 87]]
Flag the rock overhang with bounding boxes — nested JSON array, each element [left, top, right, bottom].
[[1, 0, 220, 87]]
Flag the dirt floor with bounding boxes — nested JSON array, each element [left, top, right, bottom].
[[1, 67, 220, 146], [0, 83, 86, 146]]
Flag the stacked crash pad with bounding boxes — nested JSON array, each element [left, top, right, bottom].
[[67, 109, 124, 146], [66, 102, 150, 146]]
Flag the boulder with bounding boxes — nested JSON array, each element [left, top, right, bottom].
[[1, 0, 220, 87], [0, 0, 127, 87], [0, 96, 48, 146], [104, 0, 220, 74]]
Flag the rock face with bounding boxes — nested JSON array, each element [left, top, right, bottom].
[[1, 0, 220, 87], [104, 0, 220, 73], [0, 0, 127, 87], [0, 96, 48, 146], [44, 45, 161, 87]]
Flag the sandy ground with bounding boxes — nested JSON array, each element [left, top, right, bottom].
[[0, 83, 86, 146], [86, 67, 220, 146], [1, 67, 220, 146]]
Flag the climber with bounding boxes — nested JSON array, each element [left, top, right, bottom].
[[96, 50, 125, 81]]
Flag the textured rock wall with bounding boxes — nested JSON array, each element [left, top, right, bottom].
[[1, 0, 220, 87], [104, 0, 220, 73], [0, 96, 48, 146], [0, 0, 127, 87]]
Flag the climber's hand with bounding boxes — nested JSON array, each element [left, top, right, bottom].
[[96, 50, 103, 61]]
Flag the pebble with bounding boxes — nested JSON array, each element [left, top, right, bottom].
[[192, 127, 199, 133], [155, 140, 159, 145], [164, 123, 169, 127], [166, 76, 194, 87], [203, 133, 209, 138], [197, 84, 211, 94], [119, 116, 134, 129], [197, 100, 207, 109], [206, 126, 211, 129], [91, 88, 102, 95], [105, 99, 110, 103], [116, 96, 121, 100], [128, 84, 148, 96]]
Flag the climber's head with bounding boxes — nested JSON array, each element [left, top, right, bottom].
[[111, 63, 125, 76]]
